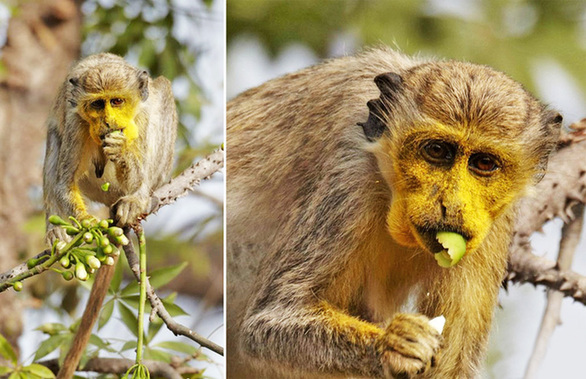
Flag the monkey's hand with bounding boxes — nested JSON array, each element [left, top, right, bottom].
[[376, 313, 442, 378], [112, 192, 150, 226], [102, 130, 127, 164]]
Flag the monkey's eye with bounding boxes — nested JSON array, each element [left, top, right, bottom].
[[110, 98, 124, 107], [469, 153, 499, 175], [421, 140, 456, 164], [90, 100, 105, 110]]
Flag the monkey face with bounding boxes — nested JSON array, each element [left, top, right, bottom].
[[79, 92, 140, 145], [378, 122, 536, 257]]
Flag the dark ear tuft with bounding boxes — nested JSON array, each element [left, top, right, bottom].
[[69, 77, 79, 86], [138, 70, 149, 102], [358, 72, 404, 141], [551, 112, 563, 125], [374, 72, 403, 98]]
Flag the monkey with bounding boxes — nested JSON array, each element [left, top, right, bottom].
[[43, 52, 177, 245], [226, 47, 562, 378], [42, 53, 177, 378]]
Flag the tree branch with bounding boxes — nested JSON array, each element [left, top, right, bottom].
[[41, 357, 187, 379], [0, 147, 225, 292], [523, 204, 583, 379], [123, 241, 224, 356]]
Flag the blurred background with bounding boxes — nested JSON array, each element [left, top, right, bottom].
[[0, 0, 224, 377], [227, 1, 586, 378]]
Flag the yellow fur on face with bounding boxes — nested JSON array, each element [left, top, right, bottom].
[[376, 122, 537, 256], [78, 90, 140, 145]]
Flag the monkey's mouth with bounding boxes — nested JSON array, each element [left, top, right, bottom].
[[414, 226, 471, 255]]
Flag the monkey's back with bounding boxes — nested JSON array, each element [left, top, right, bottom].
[[226, 48, 425, 377]]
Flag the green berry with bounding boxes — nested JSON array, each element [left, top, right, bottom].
[[102, 244, 113, 255], [108, 227, 124, 237], [104, 256, 115, 266], [55, 241, 67, 252], [83, 232, 94, 243], [99, 236, 110, 248], [59, 256, 70, 268], [62, 271, 74, 281], [99, 219, 110, 229], [75, 262, 88, 281], [13, 281, 23, 292], [101, 182, 110, 192], [48, 215, 68, 226], [86, 255, 101, 270]]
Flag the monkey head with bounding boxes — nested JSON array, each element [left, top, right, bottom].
[[67, 57, 149, 145], [363, 61, 562, 257]]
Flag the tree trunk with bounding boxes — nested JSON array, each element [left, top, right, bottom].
[[0, 0, 81, 346]]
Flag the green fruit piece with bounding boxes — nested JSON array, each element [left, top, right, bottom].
[[62, 271, 74, 281], [434, 231, 467, 268], [99, 219, 110, 229], [13, 281, 23, 292], [116, 235, 130, 246], [48, 215, 69, 226], [101, 182, 110, 192], [104, 256, 115, 266], [81, 219, 92, 229]]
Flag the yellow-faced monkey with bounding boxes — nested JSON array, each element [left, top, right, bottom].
[[43, 53, 177, 378], [227, 47, 561, 378]]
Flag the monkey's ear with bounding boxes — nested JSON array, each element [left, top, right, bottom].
[[138, 70, 149, 102], [358, 72, 404, 141], [67, 77, 79, 107]]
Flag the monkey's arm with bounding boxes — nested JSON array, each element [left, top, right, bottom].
[[43, 123, 89, 244], [241, 285, 440, 378]]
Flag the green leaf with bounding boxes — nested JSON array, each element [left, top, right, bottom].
[[153, 341, 198, 355], [8, 372, 20, 379], [143, 347, 172, 363], [34, 335, 68, 361], [0, 366, 14, 375], [146, 318, 163, 343], [120, 340, 136, 352], [160, 297, 188, 317], [98, 299, 115, 330], [119, 281, 139, 297], [22, 364, 55, 378], [148, 262, 188, 289], [118, 302, 139, 338], [88, 335, 115, 353], [0, 333, 17, 365], [109, 258, 124, 293], [35, 323, 67, 336]]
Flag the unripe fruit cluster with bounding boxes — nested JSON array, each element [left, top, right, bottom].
[[45, 215, 130, 282]]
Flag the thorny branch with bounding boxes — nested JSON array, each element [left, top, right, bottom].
[[507, 125, 586, 304], [123, 240, 224, 355], [0, 147, 224, 292]]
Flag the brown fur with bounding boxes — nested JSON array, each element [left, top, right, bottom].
[[226, 47, 561, 378]]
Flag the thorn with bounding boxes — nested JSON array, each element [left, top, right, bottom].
[[560, 282, 572, 291]]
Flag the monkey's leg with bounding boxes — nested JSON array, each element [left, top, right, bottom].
[[57, 258, 118, 378], [240, 300, 441, 378]]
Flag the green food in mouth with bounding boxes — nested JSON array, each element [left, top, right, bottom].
[[434, 231, 466, 268]]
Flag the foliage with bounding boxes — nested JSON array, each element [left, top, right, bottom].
[[0, 333, 55, 378], [227, 0, 586, 93]]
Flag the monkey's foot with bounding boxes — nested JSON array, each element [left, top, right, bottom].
[[377, 313, 441, 378], [45, 226, 72, 248], [113, 194, 150, 225], [102, 131, 126, 163]]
